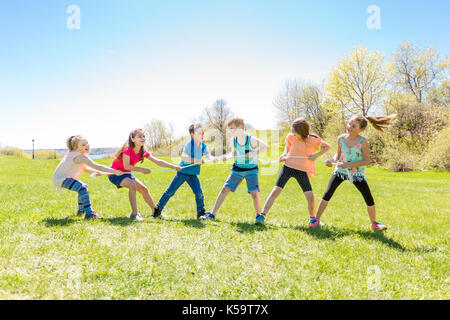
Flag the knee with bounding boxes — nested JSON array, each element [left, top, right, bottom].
[[250, 191, 259, 199], [138, 184, 148, 194], [304, 191, 314, 201], [272, 187, 282, 196], [128, 181, 137, 192]]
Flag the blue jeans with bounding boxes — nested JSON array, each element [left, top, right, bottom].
[[157, 172, 205, 212]]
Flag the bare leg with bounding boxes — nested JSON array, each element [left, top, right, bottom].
[[135, 178, 156, 211], [250, 191, 262, 216], [120, 178, 138, 215], [304, 191, 316, 218], [211, 187, 231, 216], [367, 205, 376, 223], [316, 199, 328, 220], [262, 186, 283, 215]]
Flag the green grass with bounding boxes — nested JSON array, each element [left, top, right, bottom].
[[0, 155, 448, 299]]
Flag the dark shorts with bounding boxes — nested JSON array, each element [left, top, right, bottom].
[[275, 165, 312, 192], [108, 173, 135, 189]]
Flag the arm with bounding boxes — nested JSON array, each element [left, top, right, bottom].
[[222, 138, 235, 161], [326, 136, 342, 167], [148, 154, 181, 171], [246, 136, 269, 158], [309, 140, 331, 161], [279, 137, 290, 161], [74, 155, 124, 175], [121, 154, 151, 174], [181, 152, 203, 165], [207, 153, 218, 163]]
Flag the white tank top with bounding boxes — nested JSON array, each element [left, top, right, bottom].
[[52, 151, 87, 188]]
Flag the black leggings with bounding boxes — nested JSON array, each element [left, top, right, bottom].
[[322, 174, 375, 206], [275, 165, 312, 192]]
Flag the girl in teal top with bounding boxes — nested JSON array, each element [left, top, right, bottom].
[[333, 135, 366, 183], [312, 114, 396, 231]]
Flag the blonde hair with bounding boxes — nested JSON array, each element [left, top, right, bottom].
[[352, 114, 397, 132], [66, 135, 84, 151]]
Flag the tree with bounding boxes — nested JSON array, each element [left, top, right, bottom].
[[143, 119, 174, 150], [326, 45, 386, 117], [202, 99, 234, 153], [390, 42, 449, 103], [274, 79, 330, 136], [274, 79, 305, 127]]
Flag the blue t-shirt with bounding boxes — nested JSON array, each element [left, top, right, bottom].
[[179, 139, 209, 175]]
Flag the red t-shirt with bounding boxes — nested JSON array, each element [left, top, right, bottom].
[[110, 147, 150, 173]]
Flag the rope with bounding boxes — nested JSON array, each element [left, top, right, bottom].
[[258, 156, 341, 165], [91, 160, 214, 177], [91, 156, 342, 177]]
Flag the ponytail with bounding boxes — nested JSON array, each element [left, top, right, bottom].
[[353, 115, 397, 132]]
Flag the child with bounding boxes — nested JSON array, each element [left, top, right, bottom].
[[153, 124, 218, 219], [52, 135, 124, 219], [200, 117, 269, 221], [257, 118, 331, 226], [315, 114, 396, 231], [108, 129, 181, 221]]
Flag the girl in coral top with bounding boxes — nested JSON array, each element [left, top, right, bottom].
[[256, 118, 330, 226]]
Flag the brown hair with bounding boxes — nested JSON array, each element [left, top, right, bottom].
[[113, 129, 146, 163], [291, 118, 318, 140], [189, 123, 203, 135], [66, 135, 84, 151], [227, 117, 244, 128], [352, 114, 397, 132]]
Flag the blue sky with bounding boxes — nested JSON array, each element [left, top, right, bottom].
[[1, 0, 449, 149]]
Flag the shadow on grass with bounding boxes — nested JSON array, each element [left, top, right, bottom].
[[294, 224, 407, 251], [294, 225, 347, 240], [160, 217, 206, 229], [353, 229, 406, 251], [230, 221, 269, 234], [104, 217, 136, 226], [43, 217, 79, 227]]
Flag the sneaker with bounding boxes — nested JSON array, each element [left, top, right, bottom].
[[309, 217, 321, 228], [130, 213, 144, 221], [371, 221, 387, 231], [197, 209, 206, 219], [152, 206, 162, 219], [255, 213, 266, 225], [199, 212, 215, 220], [85, 211, 103, 220]]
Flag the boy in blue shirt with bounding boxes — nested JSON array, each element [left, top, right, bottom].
[[153, 124, 218, 219]]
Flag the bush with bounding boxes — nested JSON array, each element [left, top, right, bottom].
[[35, 150, 62, 159], [0, 147, 30, 158], [422, 125, 450, 170]]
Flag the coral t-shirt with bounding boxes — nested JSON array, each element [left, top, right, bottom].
[[110, 147, 150, 172], [284, 133, 322, 177]]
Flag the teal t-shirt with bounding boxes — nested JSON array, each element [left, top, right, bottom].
[[179, 139, 209, 175]]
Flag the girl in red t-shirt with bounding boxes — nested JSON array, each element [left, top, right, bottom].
[[109, 129, 181, 221]]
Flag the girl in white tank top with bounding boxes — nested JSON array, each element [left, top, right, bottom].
[[52, 135, 123, 219]]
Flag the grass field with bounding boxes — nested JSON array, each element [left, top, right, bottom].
[[0, 156, 448, 299]]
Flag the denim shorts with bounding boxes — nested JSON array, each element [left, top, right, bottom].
[[224, 169, 259, 193], [108, 173, 135, 189]]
